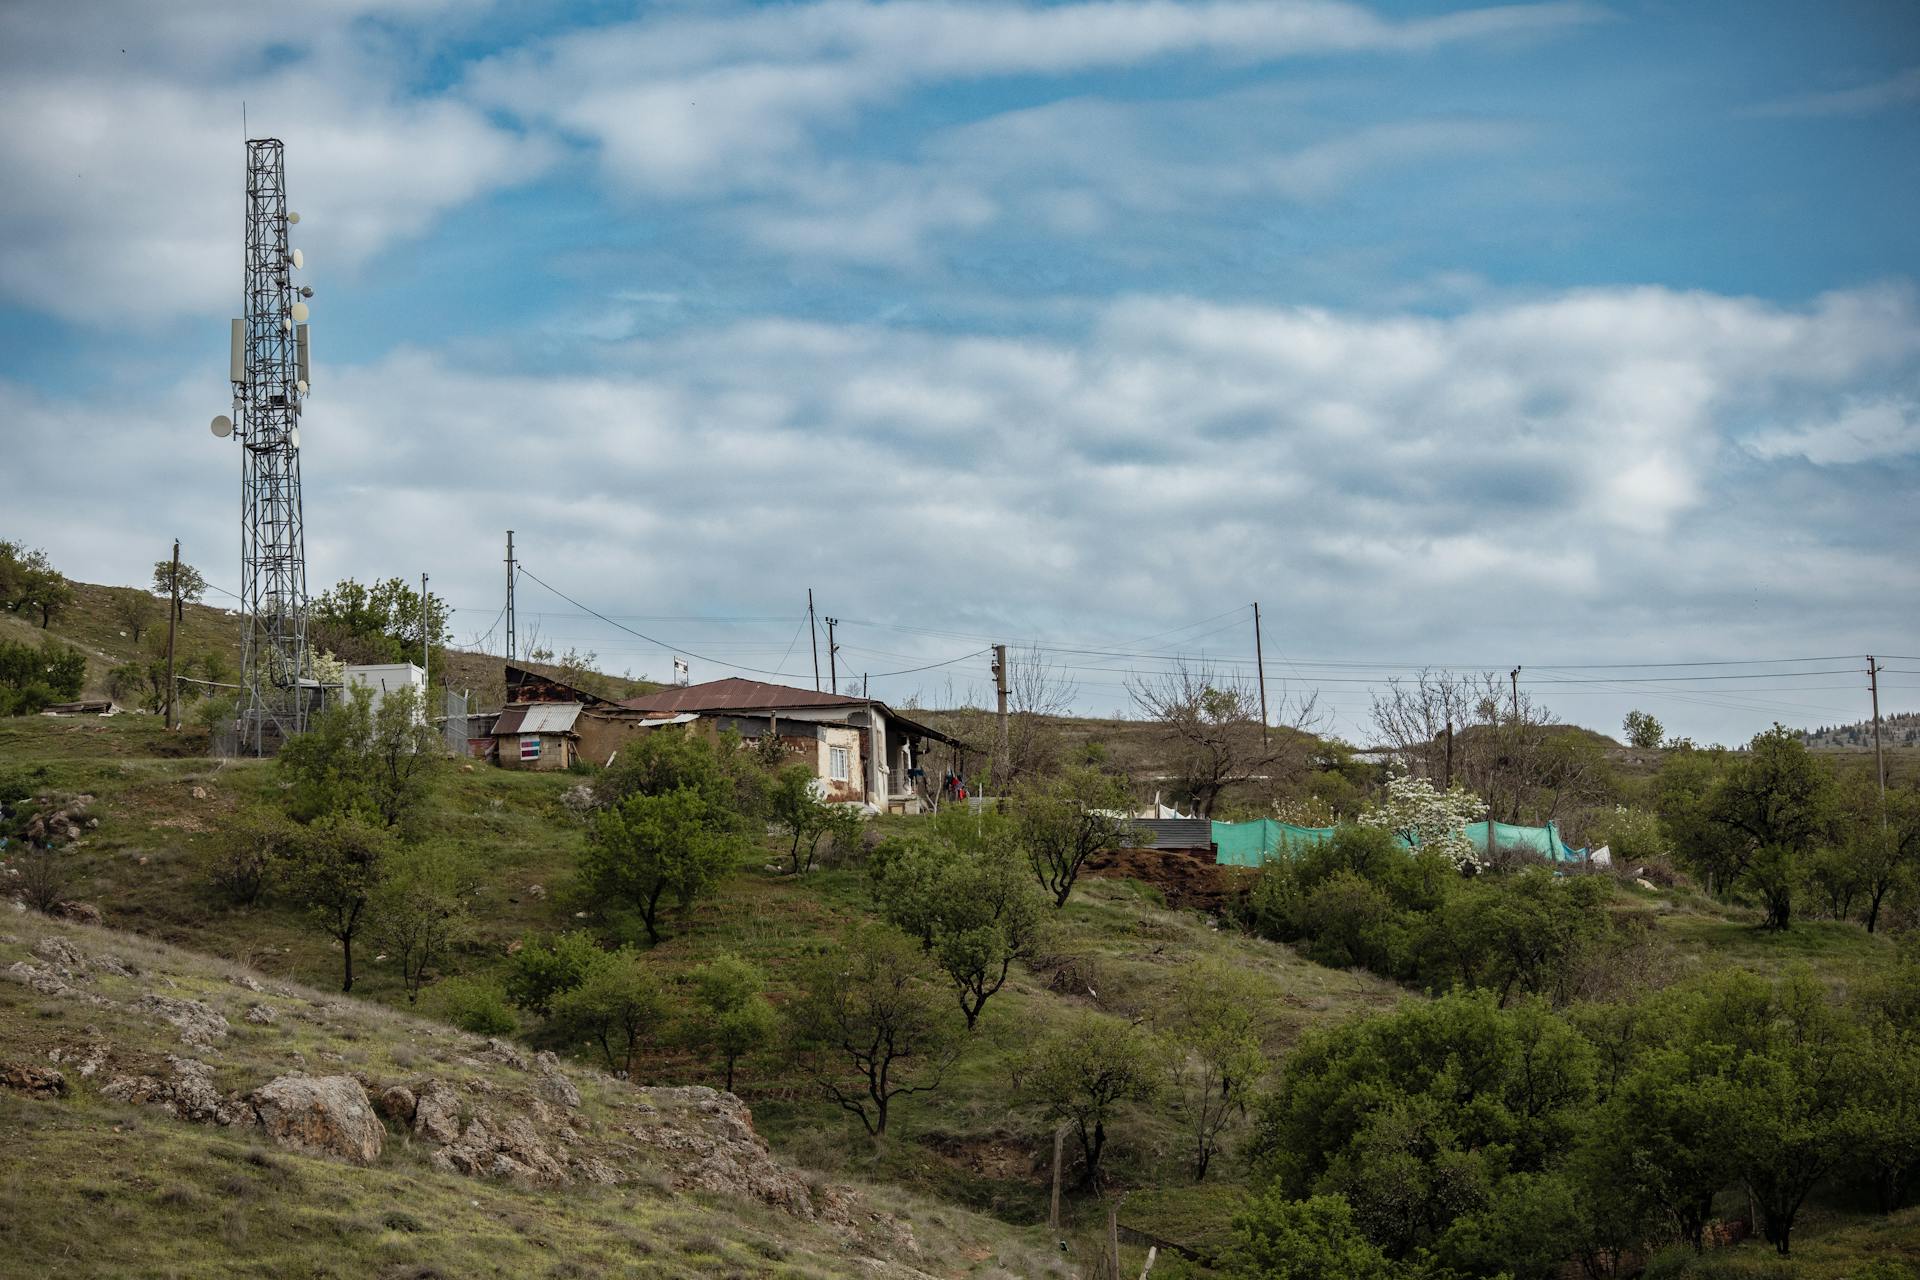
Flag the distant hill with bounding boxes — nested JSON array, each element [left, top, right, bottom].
[[1798, 713, 1920, 751]]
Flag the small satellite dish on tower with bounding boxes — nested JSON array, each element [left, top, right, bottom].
[[290, 248, 303, 270], [290, 301, 309, 323], [287, 211, 300, 225], [289, 427, 301, 450], [211, 414, 233, 438]]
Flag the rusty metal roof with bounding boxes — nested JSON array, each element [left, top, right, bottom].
[[619, 678, 869, 714], [492, 703, 582, 736]]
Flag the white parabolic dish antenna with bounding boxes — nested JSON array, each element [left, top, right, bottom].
[[290, 248, 303, 270], [210, 414, 233, 438], [290, 301, 309, 323], [289, 427, 300, 450]]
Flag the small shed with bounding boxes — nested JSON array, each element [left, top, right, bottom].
[[492, 702, 582, 771]]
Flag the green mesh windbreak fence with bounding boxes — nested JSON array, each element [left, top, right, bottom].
[[1211, 819, 1587, 868]]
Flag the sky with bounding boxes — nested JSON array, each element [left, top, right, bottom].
[[1, 0, 1917, 745]]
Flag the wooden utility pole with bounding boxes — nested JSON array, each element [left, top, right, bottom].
[[420, 572, 430, 678], [993, 644, 1010, 775], [825, 617, 839, 693], [504, 530, 516, 662], [1870, 655, 1887, 804], [1105, 1200, 1121, 1280], [808, 589, 820, 691], [163, 539, 181, 730], [1048, 1123, 1067, 1231], [1252, 602, 1269, 748], [862, 672, 868, 699], [1444, 718, 1454, 791]]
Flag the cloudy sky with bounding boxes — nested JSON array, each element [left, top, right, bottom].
[[3, 0, 1917, 744]]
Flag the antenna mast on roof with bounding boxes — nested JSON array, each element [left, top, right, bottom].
[[215, 138, 313, 755]]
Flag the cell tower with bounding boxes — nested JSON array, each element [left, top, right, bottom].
[[212, 139, 313, 755]]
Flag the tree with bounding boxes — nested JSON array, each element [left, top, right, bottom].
[[504, 929, 606, 1018], [1013, 764, 1147, 908], [583, 787, 742, 944], [789, 926, 961, 1136], [1225, 1192, 1397, 1280], [686, 952, 777, 1091], [1357, 772, 1488, 871], [1623, 709, 1664, 750], [1159, 960, 1269, 1180], [1019, 1010, 1160, 1189], [871, 809, 1049, 1029], [1836, 770, 1920, 932], [277, 684, 442, 831], [151, 557, 207, 620], [1369, 667, 1477, 785], [278, 815, 390, 992], [369, 842, 470, 1002], [1129, 661, 1319, 817], [1575, 1047, 1738, 1253], [308, 576, 451, 669], [769, 764, 832, 873], [1709, 726, 1834, 929], [0, 636, 86, 716], [109, 587, 159, 645], [551, 949, 667, 1077]]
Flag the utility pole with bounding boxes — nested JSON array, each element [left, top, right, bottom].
[[1048, 1122, 1067, 1231], [163, 539, 181, 730], [421, 572, 430, 679], [993, 644, 1010, 772], [825, 617, 839, 693], [1444, 718, 1454, 791], [808, 589, 820, 691], [504, 530, 516, 663], [1870, 655, 1887, 806], [862, 672, 868, 699], [1252, 602, 1269, 748]]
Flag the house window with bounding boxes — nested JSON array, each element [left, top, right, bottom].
[[521, 736, 541, 761], [828, 745, 849, 782]]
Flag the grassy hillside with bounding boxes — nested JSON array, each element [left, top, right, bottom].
[[0, 910, 1072, 1279], [6, 713, 1917, 1276]]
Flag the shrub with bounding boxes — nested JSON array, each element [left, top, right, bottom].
[[210, 817, 285, 906], [504, 929, 606, 1017], [17, 845, 71, 913], [432, 977, 517, 1036]]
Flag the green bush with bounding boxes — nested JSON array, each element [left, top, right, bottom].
[[431, 977, 517, 1036]]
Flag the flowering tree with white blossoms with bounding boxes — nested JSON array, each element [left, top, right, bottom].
[[1358, 773, 1489, 871]]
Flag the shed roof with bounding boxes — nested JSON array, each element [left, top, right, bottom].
[[620, 678, 868, 714], [493, 703, 583, 736], [1127, 818, 1215, 852]]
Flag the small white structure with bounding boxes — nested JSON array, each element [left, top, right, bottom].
[[342, 662, 427, 724]]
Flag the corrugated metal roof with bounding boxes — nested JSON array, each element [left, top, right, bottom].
[[1126, 818, 1215, 852], [621, 678, 869, 714], [492, 703, 582, 736]]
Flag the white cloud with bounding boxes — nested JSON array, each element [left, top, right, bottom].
[[1746, 66, 1920, 119], [0, 4, 548, 324], [6, 281, 1915, 745], [1749, 397, 1920, 465]]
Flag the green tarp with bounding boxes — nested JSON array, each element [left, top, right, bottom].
[[1211, 818, 1586, 868]]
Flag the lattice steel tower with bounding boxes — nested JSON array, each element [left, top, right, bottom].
[[217, 139, 313, 754]]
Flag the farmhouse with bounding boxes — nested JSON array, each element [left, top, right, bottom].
[[618, 678, 967, 813]]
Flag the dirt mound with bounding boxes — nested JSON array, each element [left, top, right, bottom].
[[1084, 847, 1249, 913]]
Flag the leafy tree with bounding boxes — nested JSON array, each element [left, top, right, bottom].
[[110, 587, 159, 644], [1436, 1171, 1586, 1280], [770, 764, 835, 873], [591, 728, 738, 813], [1224, 1191, 1398, 1280], [504, 929, 606, 1018], [583, 786, 742, 944], [686, 952, 777, 1091], [277, 815, 391, 992], [1248, 992, 1594, 1262], [0, 636, 86, 715], [5, 546, 73, 628], [277, 684, 442, 831], [1708, 725, 1834, 929], [1856, 1020, 1920, 1213], [551, 949, 667, 1077], [1837, 770, 1920, 932], [1442, 870, 1613, 1007], [1623, 709, 1665, 750], [151, 557, 207, 619], [369, 842, 470, 1002], [1013, 764, 1147, 908], [1654, 742, 1741, 892], [870, 808, 1049, 1030], [1575, 1046, 1738, 1253], [1158, 960, 1269, 1180], [209, 813, 287, 906], [308, 576, 450, 671], [1019, 1010, 1161, 1188], [789, 926, 961, 1136]]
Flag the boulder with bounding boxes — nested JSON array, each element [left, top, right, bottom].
[[244, 1003, 277, 1026], [250, 1074, 383, 1164], [134, 995, 229, 1050], [1, 1062, 67, 1098], [375, 1084, 417, 1124], [536, 1069, 581, 1109], [412, 1081, 463, 1145]]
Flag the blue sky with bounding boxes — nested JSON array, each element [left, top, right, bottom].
[[2, 0, 1917, 743]]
